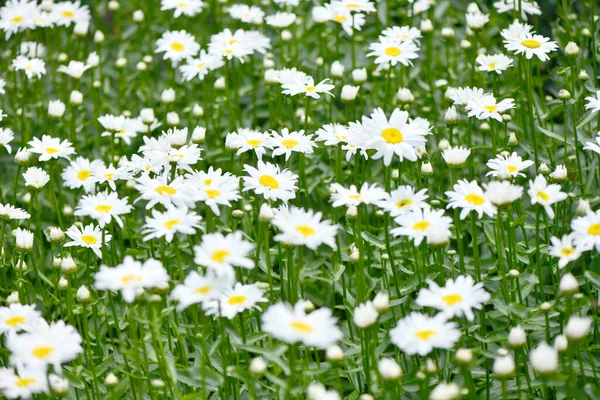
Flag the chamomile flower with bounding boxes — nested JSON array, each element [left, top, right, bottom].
[[193, 231, 255, 279], [94, 256, 170, 303], [0, 203, 30, 220], [486, 152, 533, 179], [205, 283, 267, 319], [271, 206, 338, 249], [504, 33, 558, 62], [466, 94, 515, 122], [12, 56, 46, 79], [367, 37, 420, 70], [390, 312, 461, 356], [28, 135, 75, 161], [226, 129, 273, 160], [90, 163, 130, 191], [135, 174, 199, 209], [361, 107, 430, 165], [155, 30, 200, 65], [445, 180, 497, 219], [330, 182, 387, 207], [188, 167, 240, 216], [7, 319, 83, 371], [208, 28, 252, 60], [270, 128, 317, 160], [0, 366, 49, 399], [179, 50, 224, 81], [61, 157, 103, 193], [242, 160, 298, 202], [315, 123, 350, 146], [548, 234, 581, 269], [0, 0, 38, 39], [476, 53, 513, 74], [377, 186, 428, 216], [262, 301, 343, 349], [142, 206, 202, 243], [0, 128, 14, 153], [161, 0, 205, 18], [584, 91, 600, 114], [416, 276, 490, 321], [75, 191, 132, 228], [390, 206, 453, 246], [0, 304, 42, 335], [570, 210, 600, 252], [484, 181, 523, 207], [50, 0, 90, 27], [170, 271, 234, 311], [23, 167, 50, 189], [64, 223, 111, 258], [527, 175, 567, 219], [282, 76, 335, 99]]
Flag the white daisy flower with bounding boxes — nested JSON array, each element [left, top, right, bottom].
[[484, 180, 524, 207], [28, 135, 75, 161], [270, 128, 317, 161], [155, 30, 200, 65], [242, 160, 298, 202], [0, 304, 42, 335], [390, 206, 453, 246], [161, 0, 205, 18], [377, 185, 429, 217], [466, 94, 515, 122], [486, 152, 533, 179], [142, 206, 202, 243], [527, 175, 567, 219], [476, 53, 513, 74], [571, 210, 600, 252], [64, 223, 111, 258], [271, 206, 338, 250], [445, 179, 497, 220], [330, 182, 388, 207], [548, 234, 581, 269], [0, 127, 15, 153], [188, 167, 240, 216], [23, 167, 50, 189], [584, 91, 600, 114], [193, 231, 255, 280], [204, 283, 267, 319], [504, 33, 558, 62], [61, 157, 103, 193], [367, 36, 420, 70], [390, 312, 461, 356], [170, 271, 234, 311], [226, 128, 273, 160], [74, 191, 132, 228], [0, 366, 49, 398], [281, 76, 335, 99]]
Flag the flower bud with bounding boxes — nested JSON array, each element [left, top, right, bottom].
[[378, 358, 402, 381], [250, 356, 267, 375], [326, 345, 344, 362], [564, 42, 580, 57]]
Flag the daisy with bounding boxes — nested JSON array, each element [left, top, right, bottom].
[[476, 54, 513, 74], [367, 37, 420, 70], [170, 271, 234, 311], [90, 163, 130, 191], [226, 129, 273, 160], [12, 56, 46, 79], [244, 30, 271, 54], [229, 4, 265, 24], [281, 76, 335, 99], [0, 127, 14, 153], [504, 33, 558, 62], [204, 283, 267, 319], [7, 319, 83, 371], [194, 231, 255, 279], [449, 86, 485, 107], [0, 203, 30, 220], [330, 182, 387, 207], [486, 152, 534, 179], [382, 25, 422, 43], [74, 191, 132, 228], [484, 181, 524, 207], [270, 128, 317, 161], [442, 146, 471, 167], [61, 157, 103, 193], [64, 223, 111, 258], [242, 161, 298, 202], [208, 28, 252, 61], [494, 0, 541, 19], [324, 4, 366, 36], [28, 135, 75, 162], [50, 0, 90, 27], [571, 210, 600, 252], [445, 180, 497, 220], [134, 174, 199, 209], [179, 50, 224, 81], [331, 0, 376, 13], [0, 366, 49, 399], [390, 206, 453, 246], [0, 304, 42, 335], [142, 206, 202, 243], [22, 167, 50, 189], [155, 30, 200, 65], [0, 0, 38, 39], [584, 135, 600, 155], [361, 107, 430, 165], [94, 256, 170, 303], [161, 0, 205, 18], [527, 175, 567, 219], [315, 123, 350, 146], [377, 186, 428, 217], [262, 301, 343, 349], [584, 91, 600, 114], [390, 312, 460, 356], [466, 94, 515, 122], [271, 206, 338, 250], [57, 61, 91, 79], [188, 167, 240, 216], [500, 19, 534, 42], [548, 234, 581, 269], [265, 12, 296, 28], [416, 275, 490, 321], [466, 10, 489, 30]]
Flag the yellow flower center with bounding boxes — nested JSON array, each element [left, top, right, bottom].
[[104, 173, 114, 180], [465, 194, 485, 206], [194, 285, 212, 294], [32, 346, 55, 359], [396, 199, 413, 208], [488, 63, 496, 70], [212, 249, 230, 263], [349, 194, 362, 201], [588, 223, 600, 235], [164, 219, 181, 229], [507, 165, 518, 173], [46, 147, 59, 155], [95, 204, 113, 213], [77, 169, 91, 180], [561, 248, 575, 257], [178, 2, 188, 7], [205, 189, 221, 199], [228, 295, 247, 305], [196, 62, 206, 68], [484, 105, 498, 113], [6, 316, 25, 327], [81, 235, 98, 245], [296, 225, 316, 237], [204, 179, 213, 186], [290, 321, 313, 333], [306, 86, 317, 93], [121, 274, 143, 284], [156, 185, 177, 195], [442, 294, 463, 305], [11, 16, 24, 23], [16, 378, 36, 388], [381, 127, 403, 144], [117, 129, 127, 136], [415, 329, 436, 340], [259, 175, 280, 189], [62, 11, 75, 18], [246, 139, 262, 147], [537, 191, 549, 201], [412, 221, 430, 231], [281, 139, 299, 148], [170, 42, 185, 52], [333, 13, 347, 22], [225, 49, 233, 55], [521, 39, 541, 49], [345, 3, 360, 8], [385, 47, 402, 57]]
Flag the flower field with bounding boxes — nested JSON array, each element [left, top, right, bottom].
[[0, 0, 599, 399]]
